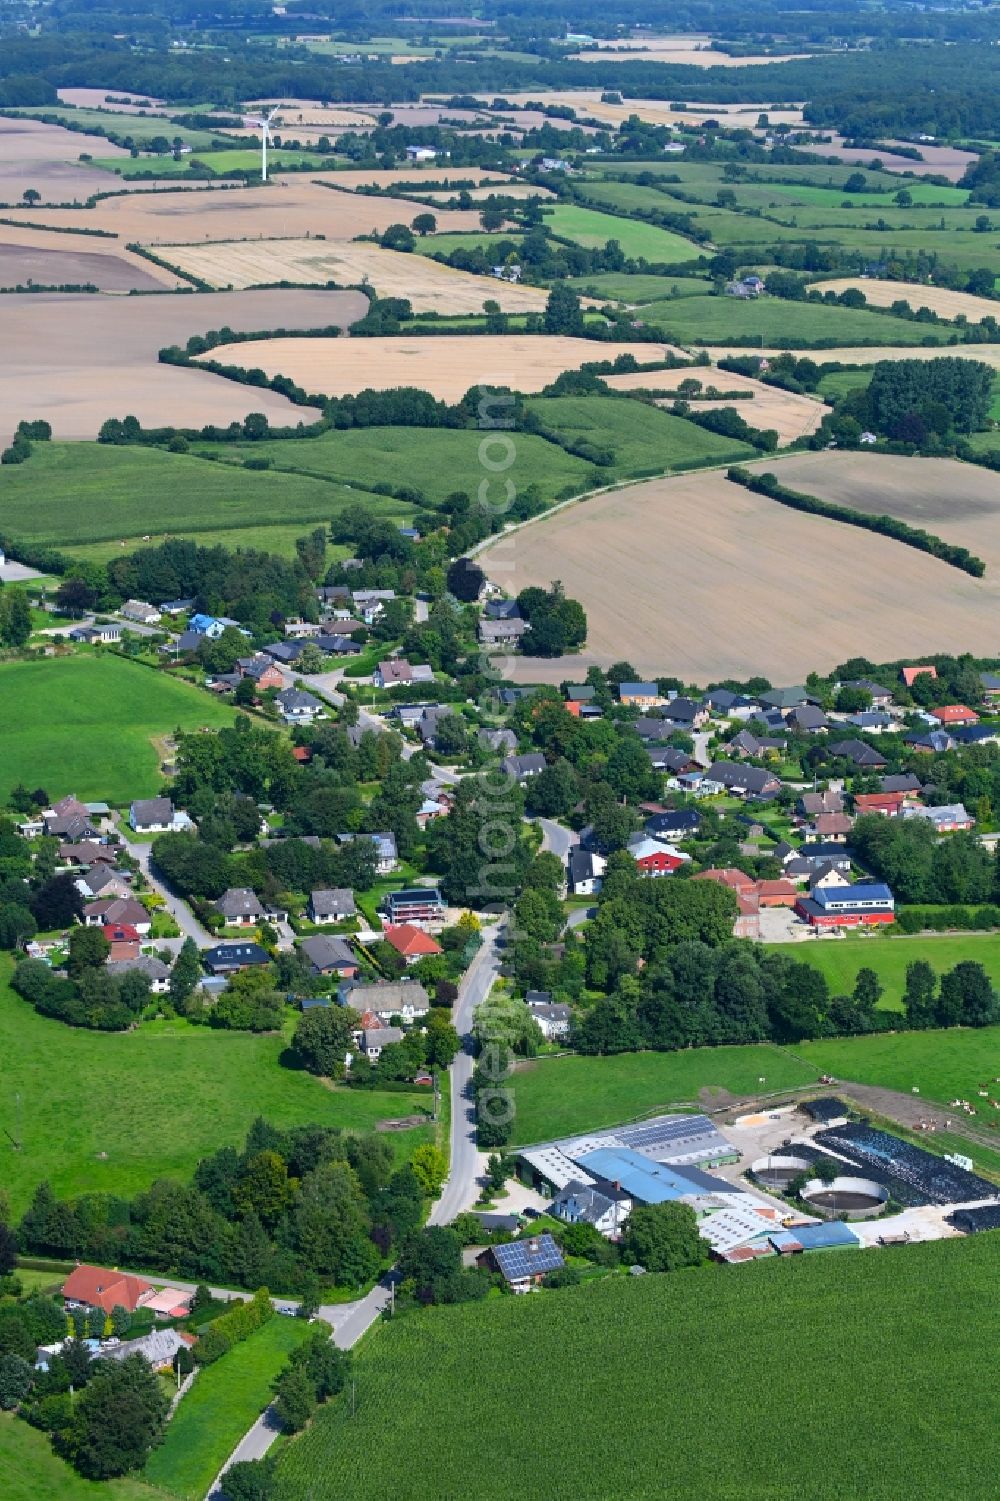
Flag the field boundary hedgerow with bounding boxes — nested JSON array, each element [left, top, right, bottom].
[[727, 464, 987, 575]]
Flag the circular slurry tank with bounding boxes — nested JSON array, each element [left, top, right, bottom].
[[801, 1176, 889, 1219], [750, 1154, 811, 1189]]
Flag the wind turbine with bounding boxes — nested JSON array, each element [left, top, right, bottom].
[[252, 104, 282, 182]]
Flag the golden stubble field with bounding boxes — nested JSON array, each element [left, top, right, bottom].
[[169, 238, 547, 309], [493, 90, 806, 131], [5, 178, 481, 245], [0, 287, 366, 438], [568, 34, 811, 65], [602, 367, 826, 445], [747, 450, 1000, 573], [196, 333, 682, 400], [479, 467, 1000, 681], [810, 278, 1000, 325], [710, 343, 1000, 367]]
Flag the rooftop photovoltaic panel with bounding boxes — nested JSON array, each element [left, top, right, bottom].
[[492, 1234, 563, 1282]]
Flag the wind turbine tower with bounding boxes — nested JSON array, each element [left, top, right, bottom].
[[255, 104, 282, 182]]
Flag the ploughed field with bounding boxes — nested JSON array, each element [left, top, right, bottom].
[[745, 451, 1000, 573], [0, 287, 365, 438], [479, 466, 999, 680]]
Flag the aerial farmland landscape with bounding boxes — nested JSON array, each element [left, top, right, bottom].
[[2, 2, 1000, 1498]]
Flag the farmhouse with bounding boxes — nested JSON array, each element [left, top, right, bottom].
[[341, 979, 429, 1024], [527, 995, 572, 1040], [479, 617, 529, 646], [62, 1265, 156, 1315], [550, 1180, 631, 1238], [358, 1025, 405, 1062], [405, 144, 437, 161]]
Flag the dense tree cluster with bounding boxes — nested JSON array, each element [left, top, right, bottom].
[[17, 1118, 430, 1293]]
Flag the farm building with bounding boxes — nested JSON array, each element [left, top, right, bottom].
[[795, 883, 895, 929], [477, 1235, 564, 1291]]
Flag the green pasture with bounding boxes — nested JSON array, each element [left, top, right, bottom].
[[0, 955, 433, 1214], [566, 271, 712, 302], [542, 203, 704, 263], [275, 1235, 1000, 1501], [67, 527, 354, 565], [524, 393, 754, 476], [416, 230, 522, 256], [0, 1415, 168, 1501], [195, 425, 592, 505], [10, 105, 224, 151], [766, 932, 1000, 1011], [0, 655, 235, 803], [801, 1024, 1000, 1108], [642, 293, 953, 346], [816, 366, 874, 398], [0, 442, 403, 549], [508, 1045, 815, 1144], [96, 148, 335, 178]]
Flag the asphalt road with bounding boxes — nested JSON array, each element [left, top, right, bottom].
[[537, 816, 578, 861], [120, 834, 214, 948]]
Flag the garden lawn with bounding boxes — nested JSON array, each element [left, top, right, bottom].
[[816, 366, 873, 398], [274, 1235, 1000, 1501], [0, 956, 433, 1214], [524, 393, 754, 478], [766, 932, 1000, 1012], [543, 203, 704, 263], [195, 426, 592, 506], [0, 1414, 169, 1501], [144, 1316, 312, 1499], [642, 294, 952, 347], [509, 1045, 816, 1143], [799, 1024, 1000, 1108], [0, 442, 398, 549], [0, 655, 235, 803]]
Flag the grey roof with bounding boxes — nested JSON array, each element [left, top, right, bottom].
[[648, 745, 694, 771], [309, 887, 355, 918], [102, 1329, 190, 1367], [362, 1025, 404, 1051], [483, 598, 522, 620], [478, 727, 517, 753], [502, 752, 546, 780], [760, 686, 814, 709], [216, 887, 265, 919], [704, 688, 754, 711], [131, 797, 173, 826], [341, 979, 429, 1014], [263, 641, 303, 663], [707, 762, 780, 794], [277, 688, 322, 711], [490, 1234, 564, 1283], [661, 695, 701, 724], [175, 630, 202, 652], [787, 705, 829, 731], [569, 849, 601, 884], [106, 955, 171, 981], [300, 934, 357, 972], [827, 739, 887, 767], [878, 772, 922, 793], [550, 1179, 618, 1226], [479, 617, 529, 641], [645, 809, 701, 838]]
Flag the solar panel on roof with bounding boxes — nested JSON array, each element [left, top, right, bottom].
[[492, 1235, 563, 1281]]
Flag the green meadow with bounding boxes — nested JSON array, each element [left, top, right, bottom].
[[767, 932, 1000, 1011], [0, 655, 235, 803], [0, 955, 433, 1215], [524, 394, 754, 476], [543, 203, 704, 263], [642, 293, 952, 346]]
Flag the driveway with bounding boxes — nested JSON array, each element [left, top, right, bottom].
[[120, 834, 213, 948], [537, 817, 578, 861]]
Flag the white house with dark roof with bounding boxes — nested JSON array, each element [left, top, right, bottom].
[[308, 888, 356, 924], [216, 887, 265, 925]]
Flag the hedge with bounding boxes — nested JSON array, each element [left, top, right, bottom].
[[194, 1287, 273, 1366], [726, 467, 986, 577]]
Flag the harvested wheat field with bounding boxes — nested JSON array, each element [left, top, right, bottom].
[[0, 287, 365, 439], [822, 135, 979, 181], [569, 35, 811, 65], [709, 343, 1000, 367], [602, 367, 826, 445], [479, 469, 999, 681], [0, 223, 181, 289], [56, 88, 168, 113], [497, 90, 806, 132], [197, 333, 680, 401], [5, 178, 479, 246], [810, 279, 998, 324], [172, 238, 549, 310], [418, 183, 555, 202], [747, 450, 1000, 573]]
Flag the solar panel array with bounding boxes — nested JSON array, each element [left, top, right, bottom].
[[492, 1234, 564, 1282]]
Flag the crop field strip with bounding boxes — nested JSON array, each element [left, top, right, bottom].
[[159, 237, 549, 310], [193, 334, 685, 401], [601, 368, 828, 445]]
